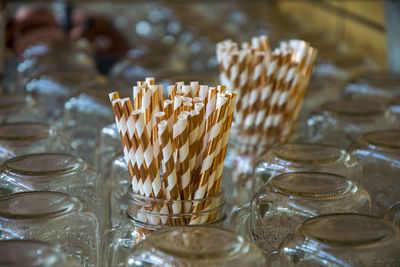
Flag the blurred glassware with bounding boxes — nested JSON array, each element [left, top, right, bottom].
[[341, 72, 400, 103], [279, 214, 400, 266], [0, 191, 100, 267], [63, 91, 114, 164], [94, 123, 121, 177], [104, 188, 226, 266], [231, 172, 370, 256], [125, 227, 266, 267], [348, 130, 400, 216], [107, 153, 130, 229], [387, 201, 400, 228], [306, 99, 397, 148], [0, 240, 80, 267], [0, 94, 45, 123], [0, 122, 71, 164], [253, 143, 363, 189], [0, 153, 106, 231], [25, 72, 107, 123]]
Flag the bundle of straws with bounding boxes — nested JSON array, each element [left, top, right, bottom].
[[217, 35, 317, 151], [109, 78, 236, 224]]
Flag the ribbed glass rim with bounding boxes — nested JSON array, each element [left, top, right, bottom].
[[0, 153, 86, 178], [0, 191, 79, 221], [362, 130, 400, 151], [0, 122, 50, 141], [270, 143, 349, 166], [269, 172, 353, 200], [298, 213, 399, 247], [147, 226, 246, 260]]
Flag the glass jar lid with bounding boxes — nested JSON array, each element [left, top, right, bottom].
[[0, 240, 77, 267], [0, 192, 79, 220], [363, 130, 400, 151], [299, 213, 398, 247], [271, 143, 348, 165], [0, 122, 50, 142], [0, 153, 85, 179], [322, 100, 384, 116], [270, 172, 353, 200]]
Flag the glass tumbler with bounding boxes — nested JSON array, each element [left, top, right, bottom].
[[0, 122, 71, 163], [0, 240, 80, 267], [0, 153, 106, 231], [125, 227, 266, 266], [104, 188, 226, 266], [253, 143, 362, 190], [279, 214, 400, 266], [306, 99, 397, 148], [0, 94, 45, 123], [348, 130, 400, 216], [0, 191, 100, 267], [240, 172, 370, 256]]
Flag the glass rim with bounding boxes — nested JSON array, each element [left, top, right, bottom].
[[298, 213, 399, 248], [321, 100, 385, 117], [270, 142, 349, 166], [0, 191, 80, 221], [0, 122, 50, 141], [361, 130, 400, 151], [1, 153, 87, 178], [268, 171, 354, 200]]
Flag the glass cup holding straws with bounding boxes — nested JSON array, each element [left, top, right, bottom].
[[106, 77, 237, 251], [216, 35, 318, 208]]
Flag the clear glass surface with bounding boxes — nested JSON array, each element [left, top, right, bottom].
[[0, 240, 80, 267], [0, 95, 45, 123], [125, 227, 266, 267], [0, 122, 72, 163], [104, 188, 226, 266], [94, 123, 121, 177], [0, 192, 100, 267], [306, 100, 398, 148], [279, 214, 400, 266], [349, 130, 400, 216], [0, 153, 106, 231], [63, 92, 114, 164], [387, 202, 400, 228], [253, 143, 362, 191], [236, 172, 370, 256]]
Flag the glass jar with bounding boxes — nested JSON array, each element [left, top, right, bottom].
[[253, 143, 362, 191], [348, 130, 400, 216], [108, 153, 130, 229], [125, 226, 266, 266], [93, 123, 121, 177], [0, 94, 45, 123], [104, 188, 226, 266], [387, 202, 400, 228], [231, 172, 370, 256], [0, 191, 100, 267], [279, 213, 400, 266], [0, 153, 106, 231], [0, 122, 72, 163], [63, 92, 114, 164], [306, 99, 397, 148], [0, 240, 80, 267]]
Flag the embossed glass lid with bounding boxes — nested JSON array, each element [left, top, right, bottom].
[[1, 153, 84, 178], [270, 172, 353, 200], [299, 213, 398, 247], [0, 192, 79, 220], [0, 122, 50, 141], [271, 143, 348, 165]]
